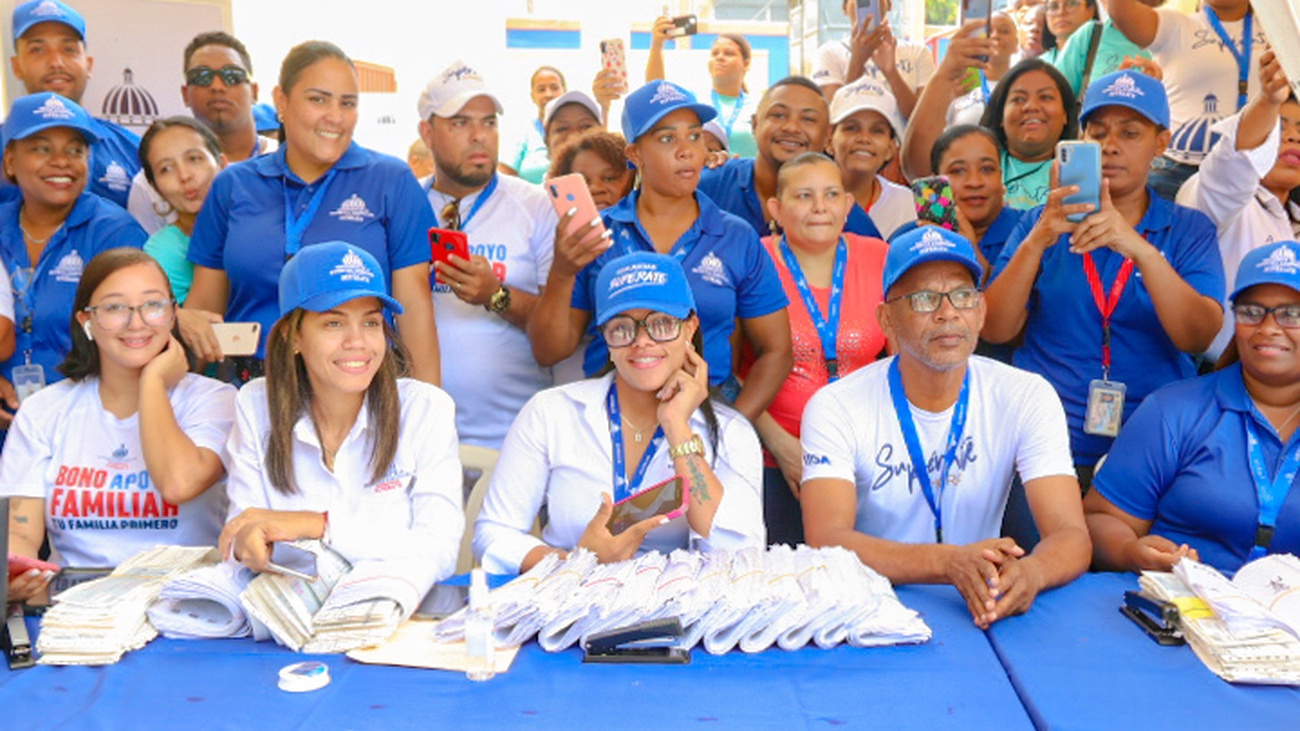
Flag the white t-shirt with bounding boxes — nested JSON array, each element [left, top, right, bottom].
[[127, 136, 278, 235], [426, 173, 557, 449], [1149, 7, 1266, 165], [800, 356, 1074, 545], [946, 84, 990, 128], [871, 176, 919, 240], [812, 38, 936, 100], [474, 373, 766, 575], [0, 374, 234, 567], [224, 378, 464, 600]]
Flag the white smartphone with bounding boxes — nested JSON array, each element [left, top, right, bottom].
[[212, 322, 261, 357]]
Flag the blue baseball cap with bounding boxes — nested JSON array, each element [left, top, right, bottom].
[[279, 241, 403, 317], [2, 92, 97, 148], [13, 0, 85, 45], [883, 226, 984, 295], [594, 251, 696, 326], [1080, 70, 1169, 129], [621, 80, 717, 143], [1230, 241, 1300, 301]]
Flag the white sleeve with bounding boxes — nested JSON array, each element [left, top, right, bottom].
[[474, 393, 553, 574], [0, 256, 13, 323], [1147, 7, 1190, 55], [126, 170, 170, 236], [172, 377, 237, 463], [529, 197, 559, 291], [1181, 113, 1279, 227], [812, 41, 848, 87], [906, 44, 936, 90], [692, 412, 765, 552], [1010, 374, 1076, 484], [222, 386, 274, 521], [799, 385, 860, 485], [0, 391, 54, 499]]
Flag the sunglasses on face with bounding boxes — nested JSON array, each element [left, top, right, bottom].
[[185, 65, 250, 88]]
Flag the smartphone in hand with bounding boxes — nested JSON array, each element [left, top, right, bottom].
[[429, 227, 470, 268], [607, 476, 686, 535], [1056, 141, 1102, 223], [668, 14, 698, 37], [547, 174, 606, 238], [600, 38, 629, 94], [912, 175, 960, 232]]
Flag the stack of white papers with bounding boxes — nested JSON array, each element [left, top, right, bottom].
[[147, 561, 256, 639], [38, 546, 215, 665], [435, 545, 931, 654], [1140, 554, 1300, 685]]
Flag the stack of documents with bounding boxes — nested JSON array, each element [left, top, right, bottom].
[[147, 561, 256, 639], [435, 545, 931, 654], [1140, 554, 1300, 685], [38, 546, 215, 665]]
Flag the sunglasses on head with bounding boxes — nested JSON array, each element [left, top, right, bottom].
[[185, 65, 250, 88]]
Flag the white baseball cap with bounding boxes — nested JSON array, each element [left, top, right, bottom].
[[829, 79, 904, 140], [418, 60, 505, 120]]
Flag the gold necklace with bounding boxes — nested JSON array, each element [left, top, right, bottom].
[[621, 414, 654, 443]]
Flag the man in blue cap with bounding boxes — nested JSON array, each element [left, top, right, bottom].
[[801, 226, 1090, 628], [6, 0, 141, 208]]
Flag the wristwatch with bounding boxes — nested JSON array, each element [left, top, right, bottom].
[[486, 285, 511, 314], [668, 434, 704, 460]]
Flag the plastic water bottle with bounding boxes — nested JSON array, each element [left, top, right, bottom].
[[464, 568, 495, 681]]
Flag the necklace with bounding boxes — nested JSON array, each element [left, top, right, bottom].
[[1251, 397, 1300, 437], [621, 413, 655, 444]]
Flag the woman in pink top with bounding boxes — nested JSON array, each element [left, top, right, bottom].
[[739, 152, 888, 544]]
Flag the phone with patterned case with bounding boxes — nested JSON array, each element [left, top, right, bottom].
[[600, 38, 629, 94], [912, 175, 960, 232]]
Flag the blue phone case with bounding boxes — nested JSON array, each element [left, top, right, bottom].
[[1057, 141, 1101, 223]]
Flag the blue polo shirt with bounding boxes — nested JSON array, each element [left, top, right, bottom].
[[890, 206, 1023, 268], [991, 189, 1224, 464], [571, 190, 788, 384], [0, 193, 146, 384], [188, 142, 435, 358], [0, 117, 141, 209], [1093, 364, 1300, 575]]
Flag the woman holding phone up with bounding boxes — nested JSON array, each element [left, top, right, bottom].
[[475, 252, 764, 574], [983, 70, 1224, 484]]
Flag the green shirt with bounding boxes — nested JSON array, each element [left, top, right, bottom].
[[1002, 152, 1052, 211], [143, 224, 193, 304], [1054, 20, 1151, 97]]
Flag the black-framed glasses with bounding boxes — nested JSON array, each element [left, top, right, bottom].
[[601, 313, 684, 348], [886, 287, 982, 314], [83, 299, 175, 331], [1233, 302, 1300, 329], [1044, 0, 1083, 13], [185, 65, 250, 88]]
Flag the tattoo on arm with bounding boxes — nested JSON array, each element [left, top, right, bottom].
[[15, 515, 28, 523], [687, 455, 711, 503]]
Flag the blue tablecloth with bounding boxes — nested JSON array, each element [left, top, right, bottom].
[[1, 584, 1031, 731], [986, 572, 1300, 730]]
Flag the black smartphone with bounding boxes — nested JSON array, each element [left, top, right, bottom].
[[669, 14, 698, 37]]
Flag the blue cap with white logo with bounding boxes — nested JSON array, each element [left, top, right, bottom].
[[621, 80, 717, 143], [2, 92, 97, 148], [279, 241, 403, 317], [594, 251, 696, 326], [13, 0, 85, 45], [883, 226, 984, 295], [1080, 70, 1169, 129], [1230, 241, 1300, 301]]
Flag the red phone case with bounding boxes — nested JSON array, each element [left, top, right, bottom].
[[8, 552, 59, 579], [428, 227, 469, 268]]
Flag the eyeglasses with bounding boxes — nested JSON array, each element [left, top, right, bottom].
[[185, 65, 250, 88], [601, 313, 684, 348], [1233, 302, 1300, 329], [886, 287, 981, 314], [441, 199, 461, 231], [83, 299, 175, 331], [1044, 0, 1083, 13]]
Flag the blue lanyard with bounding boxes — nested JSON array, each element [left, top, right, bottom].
[[978, 71, 991, 105], [605, 380, 665, 502], [1243, 412, 1300, 560], [424, 173, 499, 231], [887, 358, 971, 543], [711, 90, 747, 136], [283, 169, 338, 258], [1205, 7, 1252, 111], [778, 235, 846, 380]]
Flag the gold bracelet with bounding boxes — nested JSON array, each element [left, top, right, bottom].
[[668, 433, 704, 459]]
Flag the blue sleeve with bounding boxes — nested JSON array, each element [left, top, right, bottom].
[[1091, 392, 1177, 522], [115, 217, 148, 249], [989, 205, 1045, 283], [571, 256, 599, 313], [697, 164, 726, 202], [1168, 208, 1226, 305], [188, 170, 234, 269], [734, 228, 789, 319], [385, 163, 437, 271]]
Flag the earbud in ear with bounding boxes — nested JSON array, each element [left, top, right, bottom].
[[83, 320, 93, 341]]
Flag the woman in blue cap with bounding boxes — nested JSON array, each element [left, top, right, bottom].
[[529, 79, 792, 425], [1087, 240, 1300, 574], [220, 241, 463, 600], [476, 251, 764, 575], [0, 92, 147, 423], [984, 69, 1225, 487]]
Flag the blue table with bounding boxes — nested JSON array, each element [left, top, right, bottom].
[[1, 585, 1031, 731], [986, 572, 1300, 730]]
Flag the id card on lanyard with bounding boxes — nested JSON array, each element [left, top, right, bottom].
[[9, 265, 44, 400], [1082, 252, 1134, 437], [1205, 7, 1253, 111], [887, 359, 971, 544], [283, 169, 339, 259], [606, 381, 665, 502], [1243, 413, 1299, 561], [778, 236, 846, 380]]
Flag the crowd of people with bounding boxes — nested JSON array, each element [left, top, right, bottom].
[[5, 0, 1299, 631]]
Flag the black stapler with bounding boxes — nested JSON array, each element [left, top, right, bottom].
[[582, 617, 690, 664]]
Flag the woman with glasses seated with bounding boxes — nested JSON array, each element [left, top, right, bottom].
[[2, 248, 234, 603], [983, 70, 1224, 487], [475, 252, 764, 575], [1086, 241, 1300, 574]]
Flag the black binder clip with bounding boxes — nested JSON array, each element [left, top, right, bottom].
[[1120, 590, 1185, 647], [582, 617, 690, 664]]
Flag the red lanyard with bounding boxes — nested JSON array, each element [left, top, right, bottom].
[[1081, 252, 1134, 381]]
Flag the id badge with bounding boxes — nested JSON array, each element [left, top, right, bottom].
[[1084, 379, 1126, 437], [12, 363, 45, 403]]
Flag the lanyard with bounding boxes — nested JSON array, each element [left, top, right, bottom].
[[1001, 150, 1049, 187], [778, 235, 847, 380], [1205, 7, 1252, 111], [711, 90, 747, 136], [424, 173, 500, 231], [283, 169, 338, 258], [605, 380, 665, 502], [886, 358, 971, 544], [1243, 413, 1300, 560], [1081, 253, 1135, 381], [978, 70, 991, 106]]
